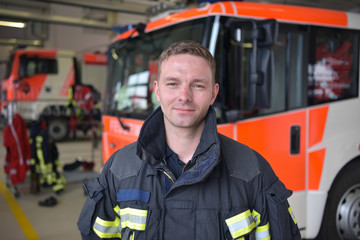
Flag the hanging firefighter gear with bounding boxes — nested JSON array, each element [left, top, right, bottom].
[[29, 117, 65, 194], [3, 113, 30, 185], [66, 84, 101, 139]]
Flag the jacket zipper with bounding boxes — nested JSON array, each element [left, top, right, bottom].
[[163, 170, 175, 183]]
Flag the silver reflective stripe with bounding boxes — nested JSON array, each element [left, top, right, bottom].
[[120, 207, 147, 231], [225, 209, 256, 238], [93, 216, 122, 238], [255, 222, 270, 240]]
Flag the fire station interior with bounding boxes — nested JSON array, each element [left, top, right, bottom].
[[1, 0, 359, 239]]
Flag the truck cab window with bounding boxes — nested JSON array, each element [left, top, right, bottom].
[[308, 27, 359, 104], [22, 57, 58, 77], [215, 20, 306, 123]]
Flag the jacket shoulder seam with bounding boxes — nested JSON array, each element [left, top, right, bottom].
[[109, 142, 143, 181], [219, 134, 260, 182]]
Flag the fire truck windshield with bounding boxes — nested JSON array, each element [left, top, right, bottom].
[[104, 18, 210, 119]]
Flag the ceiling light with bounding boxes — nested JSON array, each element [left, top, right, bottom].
[[0, 20, 26, 28]]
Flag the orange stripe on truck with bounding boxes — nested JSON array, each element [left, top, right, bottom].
[[231, 2, 347, 27], [309, 106, 329, 148], [307, 105, 329, 190], [308, 149, 326, 190], [113, 1, 348, 43]]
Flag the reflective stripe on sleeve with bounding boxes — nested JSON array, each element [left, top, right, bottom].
[[288, 207, 298, 224], [93, 216, 122, 238], [225, 209, 256, 239], [119, 207, 148, 231], [93, 205, 122, 238], [252, 209, 261, 226], [252, 209, 270, 240], [255, 222, 270, 240]]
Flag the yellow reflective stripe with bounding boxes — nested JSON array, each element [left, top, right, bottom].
[[252, 209, 261, 226], [93, 216, 122, 238], [225, 209, 256, 239], [94, 227, 122, 239], [35, 136, 43, 144], [119, 207, 147, 231], [255, 222, 270, 240], [30, 158, 36, 165], [114, 205, 120, 214], [288, 207, 297, 224], [52, 182, 64, 192], [130, 232, 135, 240], [120, 207, 148, 217], [36, 148, 45, 169], [35, 136, 46, 170]]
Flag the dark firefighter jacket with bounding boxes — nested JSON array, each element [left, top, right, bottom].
[[78, 107, 301, 240]]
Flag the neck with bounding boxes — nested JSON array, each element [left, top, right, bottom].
[[164, 123, 204, 164]]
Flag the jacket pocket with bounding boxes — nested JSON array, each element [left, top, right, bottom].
[[77, 177, 105, 235], [195, 210, 221, 240]]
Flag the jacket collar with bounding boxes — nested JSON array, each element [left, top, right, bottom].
[[136, 106, 220, 170]]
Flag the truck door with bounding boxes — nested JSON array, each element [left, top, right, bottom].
[[217, 23, 309, 229]]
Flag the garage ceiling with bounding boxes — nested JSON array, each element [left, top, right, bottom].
[[0, 0, 359, 31]]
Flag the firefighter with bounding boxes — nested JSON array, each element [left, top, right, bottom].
[[29, 116, 65, 194], [78, 41, 301, 239]]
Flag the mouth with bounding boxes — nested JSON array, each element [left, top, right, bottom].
[[173, 107, 195, 114]]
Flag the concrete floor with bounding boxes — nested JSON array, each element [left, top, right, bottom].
[[0, 128, 103, 240]]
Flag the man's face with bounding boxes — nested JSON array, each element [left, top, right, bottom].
[[154, 54, 219, 131]]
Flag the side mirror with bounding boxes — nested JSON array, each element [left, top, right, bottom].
[[19, 54, 28, 79], [248, 19, 278, 109], [15, 55, 32, 94], [224, 18, 278, 121], [257, 20, 278, 108]]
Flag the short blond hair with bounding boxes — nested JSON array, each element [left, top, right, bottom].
[[157, 40, 216, 83]]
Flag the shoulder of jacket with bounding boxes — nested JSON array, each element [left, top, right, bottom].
[[109, 142, 144, 181], [218, 134, 261, 182]]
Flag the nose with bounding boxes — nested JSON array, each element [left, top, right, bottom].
[[179, 85, 192, 103]]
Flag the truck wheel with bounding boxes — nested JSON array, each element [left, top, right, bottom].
[[48, 117, 69, 141], [316, 160, 360, 240]]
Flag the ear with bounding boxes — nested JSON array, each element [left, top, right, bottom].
[[210, 83, 219, 105], [154, 80, 161, 102]]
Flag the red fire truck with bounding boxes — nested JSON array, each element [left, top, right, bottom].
[[100, 1, 360, 239], [0, 49, 106, 141]]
